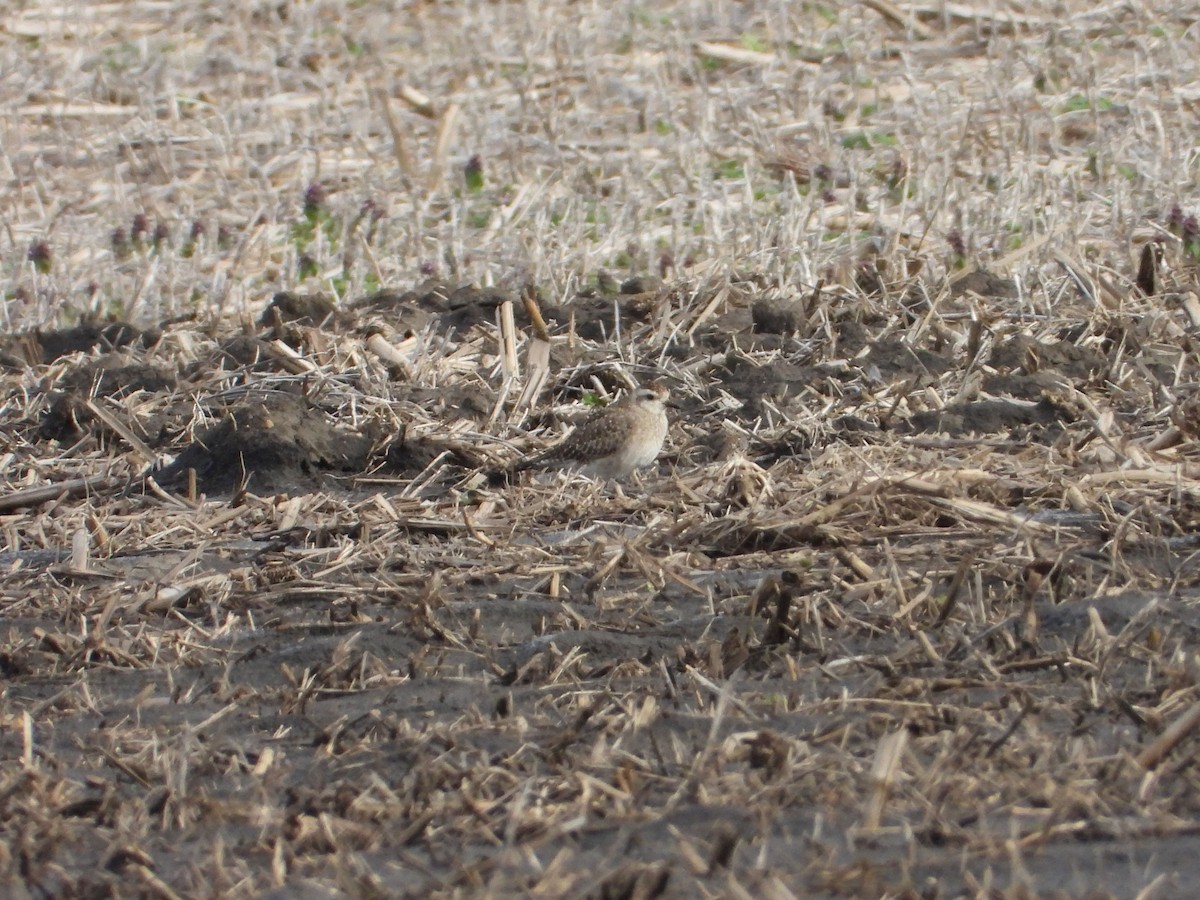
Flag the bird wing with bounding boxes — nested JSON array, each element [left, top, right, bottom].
[[528, 407, 633, 466]]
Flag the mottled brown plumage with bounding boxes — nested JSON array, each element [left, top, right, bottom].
[[513, 384, 669, 479]]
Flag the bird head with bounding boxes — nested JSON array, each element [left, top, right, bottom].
[[633, 384, 670, 408]]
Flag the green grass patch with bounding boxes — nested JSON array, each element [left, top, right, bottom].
[[841, 131, 897, 150], [712, 159, 745, 180], [1061, 93, 1114, 113]]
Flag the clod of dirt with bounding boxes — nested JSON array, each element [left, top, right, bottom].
[[356, 280, 524, 336], [834, 319, 872, 357], [40, 354, 175, 441], [714, 333, 955, 420], [982, 371, 1075, 401], [686, 422, 750, 465], [619, 275, 661, 294], [988, 334, 1107, 381], [156, 393, 371, 494], [899, 396, 1071, 437], [751, 295, 805, 334], [687, 279, 810, 351], [380, 431, 483, 479], [951, 269, 1019, 299], [562, 272, 669, 342], [832, 415, 881, 436], [752, 426, 815, 467], [259, 291, 339, 327], [549, 366, 665, 404], [561, 291, 659, 342], [1171, 391, 1200, 438], [593, 862, 671, 900], [401, 384, 495, 420], [212, 335, 274, 368], [854, 261, 890, 298], [1037, 593, 1200, 643], [859, 337, 955, 382], [180, 336, 301, 383], [2, 321, 149, 366], [713, 353, 836, 418]]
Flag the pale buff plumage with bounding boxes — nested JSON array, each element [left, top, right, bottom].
[[513, 384, 670, 479]]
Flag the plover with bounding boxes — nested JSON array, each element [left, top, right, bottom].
[[510, 383, 670, 479]]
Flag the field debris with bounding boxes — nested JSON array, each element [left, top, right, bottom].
[[3, 1, 1200, 896]]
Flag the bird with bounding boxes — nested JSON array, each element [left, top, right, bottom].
[[507, 383, 670, 480]]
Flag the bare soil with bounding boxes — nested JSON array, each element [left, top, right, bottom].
[[3, 2, 1200, 898]]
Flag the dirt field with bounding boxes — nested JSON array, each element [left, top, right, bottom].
[[3, 1, 1200, 897]]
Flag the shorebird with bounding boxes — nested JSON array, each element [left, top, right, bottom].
[[509, 384, 670, 480]]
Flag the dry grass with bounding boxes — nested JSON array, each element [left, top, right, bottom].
[[3, 1, 1200, 897]]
